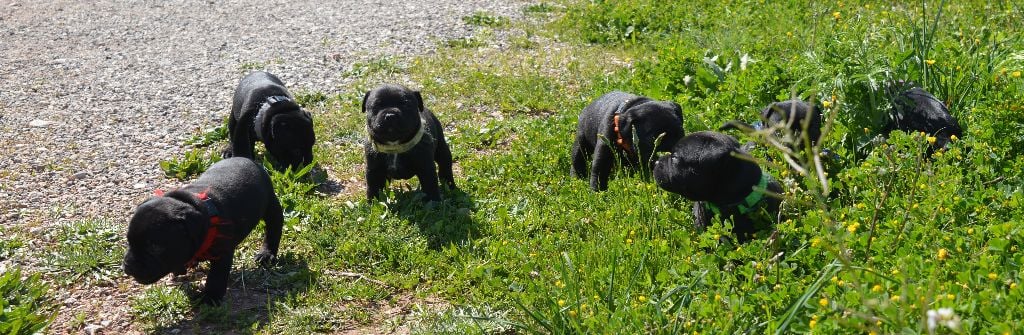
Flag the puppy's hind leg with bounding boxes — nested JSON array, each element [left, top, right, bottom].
[[570, 137, 590, 179], [256, 194, 284, 267], [417, 158, 443, 202], [222, 115, 238, 158], [434, 134, 457, 190], [589, 141, 614, 191]]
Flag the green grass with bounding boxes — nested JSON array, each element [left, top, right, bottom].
[[44, 219, 125, 285], [13, 0, 1022, 333], [0, 268, 54, 335]]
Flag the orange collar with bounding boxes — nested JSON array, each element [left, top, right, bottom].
[[153, 189, 229, 268], [613, 114, 632, 153]]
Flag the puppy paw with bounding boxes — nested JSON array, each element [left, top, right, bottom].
[[221, 146, 234, 159], [255, 250, 277, 268]]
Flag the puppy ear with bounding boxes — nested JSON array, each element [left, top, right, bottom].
[[413, 91, 425, 112], [362, 90, 371, 114]]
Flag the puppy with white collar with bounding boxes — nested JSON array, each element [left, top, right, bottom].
[[363, 84, 456, 202]]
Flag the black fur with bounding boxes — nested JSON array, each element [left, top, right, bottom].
[[225, 71, 315, 170], [886, 86, 962, 151], [720, 99, 822, 151], [123, 157, 283, 304], [363, 84, 456, 202], [653, 131, 783, 242], [571, 91, 685, 191]]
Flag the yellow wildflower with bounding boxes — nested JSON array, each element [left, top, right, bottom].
[[638, 295, 647, 303], [809, 319, 818, 328], [811, 237, 822, 247], [626, 238, 633, 245], [988, 273, 998, 280], [891, 295, 901, 302], [967, 228, 974, 235], [926, 136, 937, 145], [823, 100, 832, 108], [950, 134, 958, 141], [832, 11, 841, 20], [569, 310, 577, 317], [938, 248, 949, 260], [926, 59, 936, 65], [558, 299, 565, 307], [819, 298, 828, 307], [872, 284, 883, 293], [1014, 71, 1022, 78], [847, 222, 860, 233], [1011, 283, 1018, 290]]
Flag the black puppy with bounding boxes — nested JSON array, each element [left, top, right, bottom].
[[653, 131, 783, 242], [571, 91, 685, 191], [886, 86, 962, 151], [721, 99, 822, 151], [123, 157, 283, 304], [363, 84, 456, 202], [225, 71, 315, 170]]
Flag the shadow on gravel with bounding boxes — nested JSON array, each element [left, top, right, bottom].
[[392, 187, 480, 250], [154, 253, 313, 334]]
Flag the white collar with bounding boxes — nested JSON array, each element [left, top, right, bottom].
[[369, 117, 427, 154]]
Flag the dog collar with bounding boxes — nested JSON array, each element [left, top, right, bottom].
[[254, 95, 294, 141], [613, 113, 633, 153], [153, 188, 229, 269], [369, 117, 427, 154], [706, 173, 772, 217]]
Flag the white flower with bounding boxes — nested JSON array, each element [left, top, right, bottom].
[[683, 75, 693, 86], [926, 308, 961, 332], [740, 53, 754, 70]]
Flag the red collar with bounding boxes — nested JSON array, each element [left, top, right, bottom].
[[153, 189, 228, 269], [613, 114, 633, 153]]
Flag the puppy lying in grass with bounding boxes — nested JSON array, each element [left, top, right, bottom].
[[653, 131, 783, 242], [886, 86, 963, 152], [225, 71, 315, 170], [571, 91, 685, 191], [123, 157, 283, 304], [363, 84, 456, 202]]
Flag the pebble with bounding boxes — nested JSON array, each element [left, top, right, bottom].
[[28, 119, 57, 128]]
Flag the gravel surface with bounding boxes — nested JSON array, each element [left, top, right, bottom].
[[0, 0, 524, 332], [0, 0, 522, 223]]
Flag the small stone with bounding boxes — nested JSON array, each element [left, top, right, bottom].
[[29, 119, 57, 128], [133, 182, 147, 189], [100, 320, 111, 327], [84, 324, 102, 335], [170, 329, 181, 334], [72, 172, 89, 180]]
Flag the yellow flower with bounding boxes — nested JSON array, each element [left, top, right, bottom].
[[555, 280, 565, 288], [809, 319, 818, 328], [938, 248, 949, 260], [869, 331, 877, 335], [823, 100, 832, 108], [847, 222, 860, 233], [950, 134, 959, 141], [988, 272, 998, 280], [558, 299, 566, 307], [926, 136, 937, 145], [891, 295, 901, 302], [626, 238, 633, 245], [819, 298, 828, 307], [714, 294, 721, 301], [872, 284, 883, 293], [926, 59, 936, 65], [787, 31, 793, 37], [569, 310, 577, 317], [967, 228, 974, 235], [811, 237, 822, 247], [947, 293, 955, 300], [1013, 71, 1022, 78], [1011, 282, 1018, 290], [863, 127, 870, 134], [832, 11, 841, 19]]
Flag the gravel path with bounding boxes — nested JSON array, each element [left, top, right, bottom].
[[0, 0, 521, 224], [0, 0, 524, 332]]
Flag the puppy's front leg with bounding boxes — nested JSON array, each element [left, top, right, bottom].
[[365, 152, 388, 200], [570, 137, 589, 179], [229, 123, 255, 159], [589, 141, 614, 191], [256, 195, 284, 267], [201, 255, 234, 305], [417, 158, 443, 202], [692, 202, 711, 231]]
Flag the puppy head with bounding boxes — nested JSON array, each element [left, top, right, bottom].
[[266, 109, 316, 170], [123, 196, 204, 284], [363, 84, 424, 145], [653, 131, 762, 203], [618, 100, 685, 168], [761, 100, 822, 147]]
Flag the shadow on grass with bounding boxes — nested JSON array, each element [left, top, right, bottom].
[[391, 187, 480, 250], [153, 252, 313, 334]]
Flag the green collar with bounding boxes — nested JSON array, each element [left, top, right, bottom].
[[706, 173, 772, 216]]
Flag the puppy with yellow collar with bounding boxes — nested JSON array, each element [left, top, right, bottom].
[[363, 84, 455, 202]]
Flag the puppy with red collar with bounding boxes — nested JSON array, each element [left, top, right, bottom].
[[123, 157, 283, 304], [571, 91, 685, 191]]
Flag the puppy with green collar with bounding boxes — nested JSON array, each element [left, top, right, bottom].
[[363, 84, 455, 202]]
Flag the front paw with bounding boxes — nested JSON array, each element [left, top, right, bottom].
[[255, 249, 277, 268], [221, 145, 234, 159]]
